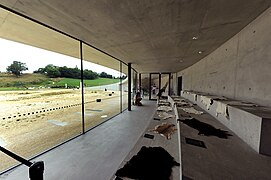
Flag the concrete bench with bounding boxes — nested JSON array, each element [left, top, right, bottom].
[[180, 90, 271, 156]]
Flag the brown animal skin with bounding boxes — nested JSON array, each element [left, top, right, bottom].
[[150, 123, 177, 139]]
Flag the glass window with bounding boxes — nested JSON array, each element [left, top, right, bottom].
[[161, 73, 171, 96], [141, 74, 150, 99], [0, 8, 81, 171], [82, 44, 121, 130], [121, 64, 128, 111], [150, 73, 160, 100]]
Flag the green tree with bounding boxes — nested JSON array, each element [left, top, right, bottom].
[[100, 72, 112, 78], [6, 61, 28, 77], [44, 64, 60, 78], [83, 69, 98, 80]]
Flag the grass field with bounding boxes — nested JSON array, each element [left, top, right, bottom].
[[55, 78, 120, 87], [0, 73, 120, 90]]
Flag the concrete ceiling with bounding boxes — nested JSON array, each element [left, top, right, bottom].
[[0, 0, 270, 74]]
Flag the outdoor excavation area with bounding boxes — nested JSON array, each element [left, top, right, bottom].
[[0, 72, 128, 172]]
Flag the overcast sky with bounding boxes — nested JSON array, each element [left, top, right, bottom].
[[0, 38, 121, 77]]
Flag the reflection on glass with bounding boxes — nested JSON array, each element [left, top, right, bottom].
[[0, 7, 82, 172], [170, 73, 175, 95], [0, 7, 127, 173], [132, 70, 138, 99], [141, 74, 150, 99], [150, 74, 159, 100], [82, 44, 121, 130], [161, 73, 170, 96], [0, 36, 81, 171], [122, 64, 128, 110]]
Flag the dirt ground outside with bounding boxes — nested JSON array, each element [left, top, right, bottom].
[[0, 89, 128, 172]]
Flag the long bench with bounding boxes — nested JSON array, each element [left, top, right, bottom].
[[181, 90, 271, 156]]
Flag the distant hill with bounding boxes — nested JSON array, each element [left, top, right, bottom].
[[0, 73, 120, 90], [0, 73, 50, 87]]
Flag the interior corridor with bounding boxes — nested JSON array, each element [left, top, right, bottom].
[[0, 100, 157, 180]]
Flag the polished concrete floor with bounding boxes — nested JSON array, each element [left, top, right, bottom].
[[0, 100, 157, 180]]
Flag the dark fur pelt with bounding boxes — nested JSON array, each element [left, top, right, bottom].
[[115, 146, 179, 180], [180, 118, 232, 139]]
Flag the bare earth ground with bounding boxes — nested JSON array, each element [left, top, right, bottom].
[[0, 89, 128, 172]]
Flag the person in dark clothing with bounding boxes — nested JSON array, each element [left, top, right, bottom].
[[134, 92, 142, 106]]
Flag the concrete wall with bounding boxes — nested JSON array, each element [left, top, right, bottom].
[[177, 7, 271, 107]]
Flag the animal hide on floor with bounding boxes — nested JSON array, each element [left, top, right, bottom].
[[157, 106, 173, 112], [175, 101, 193, 107], [149, 123, 177, 139], [115, 146, 179, 180], [158, 99, 168, 103], [158, 112, 174, 120], [179, 107, 203, 115], [180, 118, 232, 139], [158, 102, 171, 107]]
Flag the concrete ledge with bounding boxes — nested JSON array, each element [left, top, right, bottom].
[[181, 90, 271, 156], [170, 95, 271, 179], [168, 96, 182, 180]]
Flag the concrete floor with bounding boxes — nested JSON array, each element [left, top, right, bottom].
[[0, 100, 157, 180]]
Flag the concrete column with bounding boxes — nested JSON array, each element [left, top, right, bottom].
[[120, 62, 122, 113], [80, 41, 85, 134], [149, 73, 151, 100], [139, 73, 142, 93], [128, 63, 132, 111], [159, 73, 161, 93], [168, 73, 171, 96]]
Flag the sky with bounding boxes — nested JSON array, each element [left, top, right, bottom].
[[0, 38, 122, 77]]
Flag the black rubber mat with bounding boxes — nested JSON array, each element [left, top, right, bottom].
[[144, 134, 154, 139], [185, 137, 206, 148], [153, 118, 160, 121]]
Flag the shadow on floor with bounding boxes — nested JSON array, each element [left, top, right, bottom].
[[180, 118, 232, 139], [115, 146, 179, 180]]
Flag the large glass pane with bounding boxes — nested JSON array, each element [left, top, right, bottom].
[[131, 70, 135, 103], [122, 64, 128, 111], [133, 70, 138, 95], [82, 44, 121, 130], [161, 73, 170, 96], [170, 73, 176, 95], [0, 9, 81, 172], [132, 70, 139, 105], [150, 73, 160, 100], [141, 74, 150, 99]]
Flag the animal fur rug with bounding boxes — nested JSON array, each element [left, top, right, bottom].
[[115, 146, 179, 180], [149, 123, 177, 139]]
